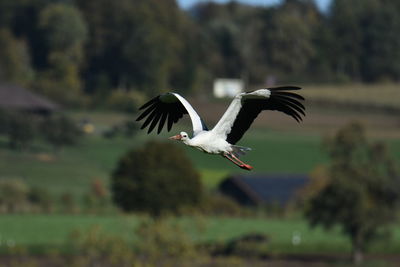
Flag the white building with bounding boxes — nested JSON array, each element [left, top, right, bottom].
[[213, 78, 244, 98]]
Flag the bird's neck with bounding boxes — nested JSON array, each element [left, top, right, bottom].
[[182, 138, 192, 146]]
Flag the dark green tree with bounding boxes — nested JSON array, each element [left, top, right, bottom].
[[305, 122, 400, 264], [328, 0, 400, 82], [35, 3, 88, 105], [360, 2, 400, 81], [326, 0, 366, 81], [75, 0, 191, 96], [111, 141, 202, 217], [192, 2, 262, 84], [0, 28, 34, 85], [261, 0, 318, 81]]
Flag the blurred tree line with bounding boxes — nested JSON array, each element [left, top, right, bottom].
[[0, 0, 399, 107]]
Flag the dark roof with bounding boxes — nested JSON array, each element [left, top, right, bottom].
[[0, 84, 59, 112], [219, 174, 309, 206]]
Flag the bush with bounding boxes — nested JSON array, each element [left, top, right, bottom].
[[82, 179, 110, 214], [6, 112, 36, 150], [59, 192, 79, 214], [222, 233, 270, 258], [106, 90, 146, 113], [102, 120, 138, 139], [0, 179, 30, 213], [28, 186, 54, 213], [0, 109, 9, 135], [67, 225, 135, 266], [111, 140, 202, 217], [66, 219, 204, 266], [41, 114, 82, 150], [135, 218, 198, 261], [200, 194, 245, 216]]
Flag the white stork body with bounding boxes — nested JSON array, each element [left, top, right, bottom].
[[136, 87, 305, 170], [183, 131, 232, 154]]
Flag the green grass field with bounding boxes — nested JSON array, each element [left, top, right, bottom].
[[0, 214, 349, 253], [0, 126, 330, 195], [1, 127, 400, 195], [1, 214, 400, 255]]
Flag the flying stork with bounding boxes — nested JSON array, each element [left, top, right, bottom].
[[136, 86, 305, 170]]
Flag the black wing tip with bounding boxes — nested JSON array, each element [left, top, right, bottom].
[[138, 95, 160, 110], [136, 93, 189, 134], [269, 85, 302, 91], [269, 90, 306, 122], [276, 91, 305, 101]]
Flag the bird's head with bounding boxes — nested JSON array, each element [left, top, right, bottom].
[[169, 131, 190, 143]]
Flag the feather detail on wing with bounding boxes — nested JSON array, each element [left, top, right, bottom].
[[136, 92, 208, 135]]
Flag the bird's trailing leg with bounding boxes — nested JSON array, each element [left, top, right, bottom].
[[223, 152, 253, 171], [230, 153, 253, 170]]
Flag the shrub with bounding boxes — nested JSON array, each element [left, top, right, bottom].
[[82, 179, 110, 214], [67, 225, 135, 266], [28, 186, 54, 213], [200, 194, 245, 216], [0, 179, 30, 213], [0, 109, 9, 135], [111, 140, 202, 217], [59, 192, 79, 214], [222, 233, 270, 258], [41, 114, 81, 150], [66, 219, 203, 266], [7, 112, 36, 150], [102, 120, 138, 139], [134, 218, 198, 261], [106, 90, 146, 113]]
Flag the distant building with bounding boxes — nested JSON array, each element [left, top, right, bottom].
[[213, 78, 244, 98], [219, 174, 309, 206], [0, 84, 59, 115]]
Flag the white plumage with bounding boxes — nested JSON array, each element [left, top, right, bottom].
[[136, 86, 305, 170]]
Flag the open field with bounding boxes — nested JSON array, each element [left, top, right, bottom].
[[0, 214, 366, 253], [1, 214, 400, 255], [1, 129, 399, 196], [0, 128, 329, 195], [303, 84, 400, 112]]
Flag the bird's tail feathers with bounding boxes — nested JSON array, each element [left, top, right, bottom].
[[231, 145, 251, 158]]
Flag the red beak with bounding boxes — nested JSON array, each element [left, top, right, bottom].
[[169, 134, 182, 140]]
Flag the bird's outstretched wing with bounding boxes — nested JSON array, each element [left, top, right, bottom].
[[136, 92, 208, 135], [211, 86, 305, 144]]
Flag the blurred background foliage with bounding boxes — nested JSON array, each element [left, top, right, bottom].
[[0, 0, 400, 107]]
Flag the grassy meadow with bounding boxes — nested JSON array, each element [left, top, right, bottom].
[[0, 214, 352, 254], [2, 214, 400, 255], [0, 124, 330, 195], [303, 84, 400, 112]]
